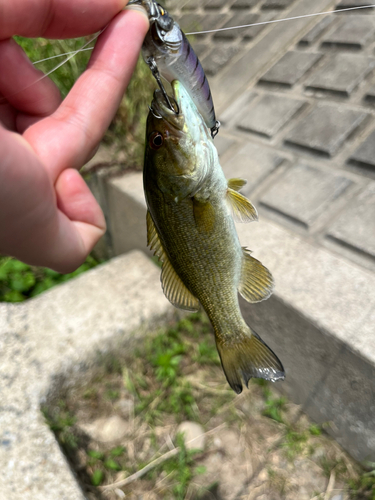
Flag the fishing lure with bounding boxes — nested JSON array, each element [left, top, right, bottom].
[[129, 0, 220, 138]]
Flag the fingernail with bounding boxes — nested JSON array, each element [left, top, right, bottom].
[[124, 4, 150, 23]]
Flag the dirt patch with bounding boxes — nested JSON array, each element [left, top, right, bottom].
[[42, 314, 366, 500]]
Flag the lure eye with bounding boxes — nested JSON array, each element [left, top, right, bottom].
[[149, 132, 164, 150]]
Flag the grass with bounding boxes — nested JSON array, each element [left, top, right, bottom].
[[0, 255, 101, 303], [41, 313, 366, 500]]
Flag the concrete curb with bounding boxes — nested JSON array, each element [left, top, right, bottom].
[[0, 252, 176, 500]]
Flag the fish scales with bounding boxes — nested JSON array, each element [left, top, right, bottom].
[[144, 81, 285, 393]]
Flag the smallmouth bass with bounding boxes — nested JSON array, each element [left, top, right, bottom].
[[143, 81, 285, 393]]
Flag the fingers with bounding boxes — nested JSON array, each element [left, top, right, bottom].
[[0, 0, 129, 40], [0, 125, 105, 273], [0, 38, 62, 126], [24, 8, 149, 182]]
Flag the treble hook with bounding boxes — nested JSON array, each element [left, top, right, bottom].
[[146, 56, 178, 114], [148, 105, 162, 119]]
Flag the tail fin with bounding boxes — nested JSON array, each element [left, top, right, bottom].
[[215, 328, 285, 394]]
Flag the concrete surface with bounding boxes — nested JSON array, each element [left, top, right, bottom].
[[0, 252, 176, 500]]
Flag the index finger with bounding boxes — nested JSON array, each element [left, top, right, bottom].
[[0, 0, 129, 40]]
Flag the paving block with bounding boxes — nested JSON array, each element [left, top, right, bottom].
[[237, 94, 306, 137], [284, 103, 368, 157], [259, 164, 352, 228], [327, 183, 375, 258], [221, 141, 285, 194], [210, 0, 333, 110], [230, 0, 260, 8], [178, 13, 229, 36], [204, 0, 228, 9], [348, 128, 375, 169], [299, 16, 335, 45], [261, 0, 294, 9], [219, 91, 258, 126], [305, 53, 375, 96], [214, 12, 259, 40], [242, 11, 276, 39], [190, 41, 210, 58], [365, 83, 375, 101], [259, 50, 323, 87], [336, 0, 375, 10], [214, 133, 236, 157], [182, 0, 207, 10], [321, 15, 375, 49], [201, 44, 240, 76]]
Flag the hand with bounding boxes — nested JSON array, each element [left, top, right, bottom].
[[0, 0, 149, 273]]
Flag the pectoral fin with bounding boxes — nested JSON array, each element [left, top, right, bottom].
[[238, 248, 274, 303], [147, 211, 200, 312], [226, 188, 258, 223], [228, 178, 247, 192]]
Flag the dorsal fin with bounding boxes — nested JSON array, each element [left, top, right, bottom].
[[238, 248, 274, 303], [228, 178, 247, 192], [226, 188, 258, 223], [147, 211, 200, 312]]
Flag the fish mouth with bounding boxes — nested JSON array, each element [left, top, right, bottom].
[[150, 83, 184, 131]]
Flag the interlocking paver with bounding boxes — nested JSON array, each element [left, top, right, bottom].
[[337, 0, 375, 10], [204, 0, 228, 9], [237, 94, 306, 137], [214, 12, 259, 39], [348, 129, 375, 169], [327, 183, 375, 258], [260, 51, 323, 87], [215, 134, 235, 157], [222, 141, 285, 193], [262, 0, 294, 9], [182, 0, 206, 10], [242, 11, 276, 39], [284, 104, 368, 157], [201, 45, 240, 75], [190, 42, 210, 58], [305, 53, 375, 96], [178, 13, 228, 35], [259, 164, 352, 227], [299, 16, 335, 45], [321, 15, 375, 49], [230, 0, 260, 9], [365, 83, 375, 101]]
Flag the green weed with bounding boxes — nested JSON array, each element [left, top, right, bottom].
[[349, 469, 375, 500], [42, 401, 78, 451], [151, 433, 200, 500], [0, 255, 100, 303], [262, 387, 287, 424]]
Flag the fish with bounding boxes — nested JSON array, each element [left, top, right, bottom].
[[143, 80, 285, 394], [129, 0, 220, 137]]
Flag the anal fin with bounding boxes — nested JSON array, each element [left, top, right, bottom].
[[239, 248, 274, 303], [147, 210, 200, 312], [226, 188, 258, 223]]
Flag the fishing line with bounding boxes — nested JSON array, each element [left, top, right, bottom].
[[29, 3, 375, 68], [186, 4, 375, 35], [32, 47, 94, 65], [2, 3, 374, 102], [0, 29, 104, 104]]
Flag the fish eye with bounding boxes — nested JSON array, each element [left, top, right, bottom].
[[150, 132, 164, 150]]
